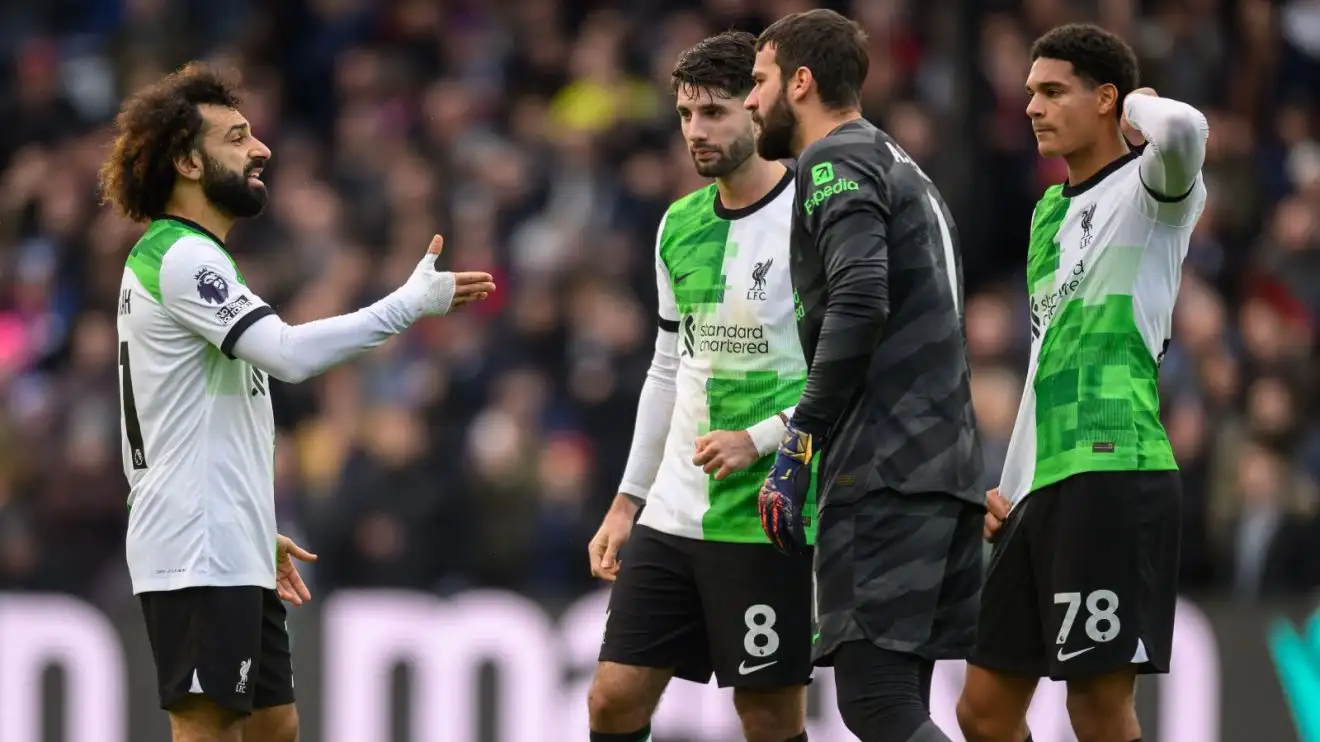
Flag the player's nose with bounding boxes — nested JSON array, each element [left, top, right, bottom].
[[250, 137, 272, 160]]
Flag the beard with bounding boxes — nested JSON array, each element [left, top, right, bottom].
[[753, 94, 799, 161], [692, 132, 756, 178], [201, 153, 267, 218]]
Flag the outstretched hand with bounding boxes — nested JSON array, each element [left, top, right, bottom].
[[427, 235, 497, 309]]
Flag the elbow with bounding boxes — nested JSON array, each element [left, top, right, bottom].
[[866, 294, 890, 326], [1150, 105, 1209, 159], [1166, 112, 1209, 155], [826, 292, 889, 330], [834, 281, 890, 325], [646, 362, 679, 391], [263, 363, 311, 385]]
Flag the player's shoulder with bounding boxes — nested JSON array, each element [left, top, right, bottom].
[[797, 119, 902, 196], [153, 229, 243, 304], [133, 219, 228, 268], [664, 183, 720, 221], [1034, 183, 1068, 209], [655, 184, 719, 261], [158, 234, 232, 275], [799, 119, 880, 163]]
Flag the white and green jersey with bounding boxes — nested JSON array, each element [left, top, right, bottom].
[[624, 171, 816, 543], [117, 217, 278, 594], [999, 140, 1207, 506]]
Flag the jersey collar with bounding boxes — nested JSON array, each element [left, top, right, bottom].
[[156, 215, 225, 246], [1060, 150, 1139, 198], [714, 166, 794, 221]]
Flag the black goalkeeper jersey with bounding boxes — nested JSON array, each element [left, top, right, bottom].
[[788, 119, 983, 507]]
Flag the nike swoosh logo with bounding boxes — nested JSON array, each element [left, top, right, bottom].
[[738, 659, 778, 675], [1057, 646, 1095, 662], [675, 270, 698, 284]]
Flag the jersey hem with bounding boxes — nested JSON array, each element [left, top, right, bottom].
[[642, 518, 816, 546], [1025, 458, 1179, 500], [131, 573, 277, 595]]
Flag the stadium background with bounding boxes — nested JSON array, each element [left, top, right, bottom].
[[0, 0, 1318, 740]]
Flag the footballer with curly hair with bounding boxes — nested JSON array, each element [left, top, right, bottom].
[[104, 62, 495, 742]]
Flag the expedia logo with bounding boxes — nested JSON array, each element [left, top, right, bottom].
[[803, 179, 859, 216], [680, 315, 770, 356], [1028, 257, 1087, 337]]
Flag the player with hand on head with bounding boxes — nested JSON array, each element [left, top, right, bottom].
[[587, 31, 815, 742], [956, 24, 1209, 742], [101, 62, 495, 742], [745, 10, 984, 742]]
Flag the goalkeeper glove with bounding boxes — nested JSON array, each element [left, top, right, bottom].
[[758, 422, 814, 555]]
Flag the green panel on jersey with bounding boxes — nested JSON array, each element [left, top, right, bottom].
[[204, 345, 254, 396], [1032, 294, 1175, 487], [1034, 242, 1175, 482], [703, 370, 817, 544], [660, 185, 730, 312], [126, 219, 247, 303], [1026, 185, 1067, 295]]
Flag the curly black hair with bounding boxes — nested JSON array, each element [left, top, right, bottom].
[[98, 62, 243, 222], [1031, 24, 1139, 119], [671, 30, 758, 99], [756, 9, 869, 111]]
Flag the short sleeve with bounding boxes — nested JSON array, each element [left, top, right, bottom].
[[654, 213, 680, 331], [157, 236, 275, 358]]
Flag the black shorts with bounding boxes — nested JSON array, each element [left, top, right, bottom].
[[968, 470, 1181, 681], [812, 491, 983, 666], [599, 524, 814, 688], [139, 586, 295, 713]]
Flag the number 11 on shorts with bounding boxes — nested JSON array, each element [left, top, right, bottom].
[[1053, 590, 1121, 645]]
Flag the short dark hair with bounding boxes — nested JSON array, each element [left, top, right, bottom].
[[1030, 23, 1139, 119], [671, 30, 758, 99], [756, 9, 868, 110], [99, 62, 244, 222]]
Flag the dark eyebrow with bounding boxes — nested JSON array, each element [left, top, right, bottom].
[[226, 123, 249, 137], [1026, 80, 1065, 94]]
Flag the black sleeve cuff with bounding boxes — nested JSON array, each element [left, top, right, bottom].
[[658, 316, 679, 333], [221, 306, 276, 359], [1141, 175, 1197, 203]]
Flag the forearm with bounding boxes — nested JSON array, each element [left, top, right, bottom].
[[232, 289, 422, 383], [1126, 94, 1209, 199], [618, 330, 679, 499]]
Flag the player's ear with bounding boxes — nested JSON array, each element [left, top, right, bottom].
[[174, 149, 203, 182], [789, 66, 813, 104], [1095, 83, 1119, 118]]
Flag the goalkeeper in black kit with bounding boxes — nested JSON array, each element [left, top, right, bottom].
[[746, 10, 984, 742]]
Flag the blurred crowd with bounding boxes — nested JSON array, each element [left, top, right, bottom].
[[0, 0, 1317, 610]]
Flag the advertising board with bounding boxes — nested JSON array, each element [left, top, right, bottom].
[[0, 590, 1311, 742]]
